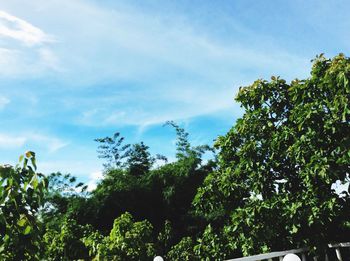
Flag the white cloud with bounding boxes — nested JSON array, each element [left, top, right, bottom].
[[0, 134, 26, 148], [86, 171, 103, 192], [77, 84, 240, 128], [0, 95, 10, 109], [29, 134, 69, 153], [0, 10, 54, 46], [0, 10, 59, 77], [0, 132, 68, 153], [0, 1, 310, 126]]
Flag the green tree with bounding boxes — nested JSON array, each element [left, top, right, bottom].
[[43, 217, 90, 260], [95, 132, 130, 170], [41, 172, 88, 229], [194, 54, 350, 256], [0, 152, 48, 260], [125, 142, 155, 176], [165, 121, 214, 161], [166, 237, 196, 261], [96, 212, 155, 260], [91, 123, 215, 237]]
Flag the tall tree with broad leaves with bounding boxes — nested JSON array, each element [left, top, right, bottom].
[[193, 54, 350, 257]]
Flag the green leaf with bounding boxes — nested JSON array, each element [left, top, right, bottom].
[[23, 181, 29, 191], [30, 157, 37, 171], [23, 158, 28, 169], [31, 175, 39, 189], [17, 217, 26, 227], [24, 225, 32, 235]]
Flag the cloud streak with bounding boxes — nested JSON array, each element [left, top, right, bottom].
[[0, 134, 26, 148], [0, 10, 54, 46], [0, 132, 68, 153], [0, 10, 59, 77], [0, 0, 348, 178]]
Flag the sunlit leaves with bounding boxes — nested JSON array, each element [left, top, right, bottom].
[[194, 54, 350, 255], [0, 152, 47, 260]]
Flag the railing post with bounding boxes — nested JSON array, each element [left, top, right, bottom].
[[324, 251, 329, 261], [301, 253, 306, 261], [335, 248, 342, 261], [279, 256, 283, 261]]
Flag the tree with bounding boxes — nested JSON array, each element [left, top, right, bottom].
[[125, 142, 155, 176], [165, 121, 214, 161], [95, 133, 160, 176], [95, 132, 130, 170], [0, 152, 48, 260], [96, 212, 155, 260], [194, 54, 350, 256], [41, 172, 88, 229], [91, 124, 215, 236], [43, 218, 90, 261]]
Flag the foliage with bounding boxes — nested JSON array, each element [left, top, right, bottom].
[[0, 151, 47, 260], [125, 142, 155, 176], [95, 133, 162, 177], [194, 224, 230, 260], [166, 237, 196, 261], [41, 172, 88, 229], [194, 54, 350, 255], [156, 220, 173, 256], [91, 170, 152, 232], [43, 217, 90, 260], [81, 228, 104, 259], [95, 132, 130, 170], [3, 54, 349, 260], [46, 172, 88, 196], [89, 122, 214, 237], [96, 212, 155, 260], [166, 225, 231, 261], [165, 120, 214, 160]]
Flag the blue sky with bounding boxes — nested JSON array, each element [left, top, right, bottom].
[[0, 0, 349, 189]]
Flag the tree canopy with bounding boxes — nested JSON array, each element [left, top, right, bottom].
[[193, 53, 350, 256], [1, 54, 349, 260]]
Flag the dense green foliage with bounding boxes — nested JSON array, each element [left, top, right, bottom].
[[193, 54, 350, 256], [1, 54, 349, 260], [0, 152, 47, 260]]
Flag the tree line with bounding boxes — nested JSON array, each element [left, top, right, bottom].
[[0, 54, 349, 260]]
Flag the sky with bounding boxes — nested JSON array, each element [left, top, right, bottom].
[[0, 0, 349, 190]]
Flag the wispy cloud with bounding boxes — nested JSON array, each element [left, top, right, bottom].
[[0, 10, 54, 46], [29, 134, 69, 153], [0, 10, 59, 76], [0, 0, 348, 180], [37, 158, 103, 179], [1, 1, 310, 125], [0, 132, 68, 153], [0, 133, 26, 148]]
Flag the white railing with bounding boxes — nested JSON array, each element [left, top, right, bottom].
[[224, 242, 350, 261], [154, 242, 350, 261], [328, 242, 350, 261], [225, 248, 308, 261]]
